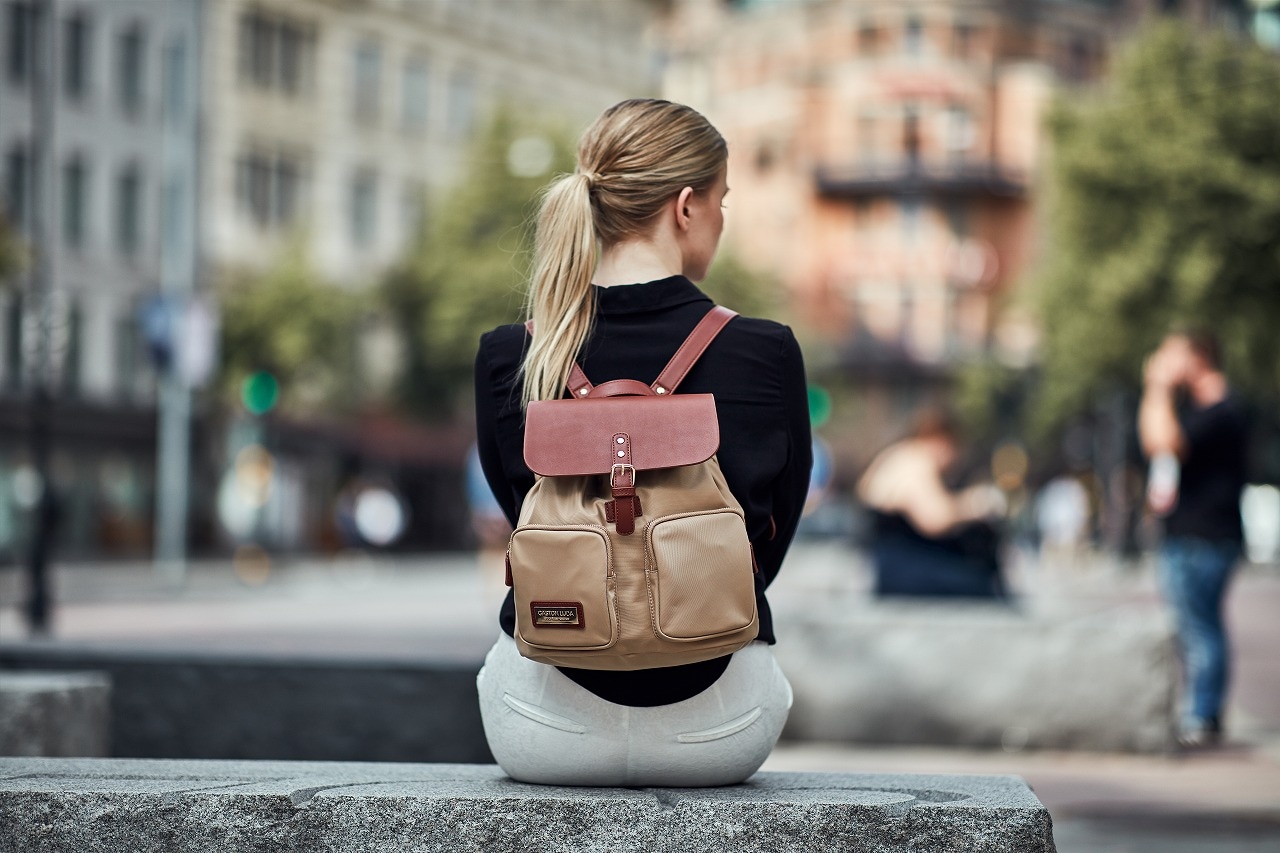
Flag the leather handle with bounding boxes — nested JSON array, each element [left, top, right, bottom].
[[651, 306, 737, 395], [588, 380, 658, 398]]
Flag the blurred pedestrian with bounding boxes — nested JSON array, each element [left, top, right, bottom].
[[1036, 472, 1090, 574], [856, 408, 1007, 598], [1139, 331, 1248, 747], [473, 99, 810, 786]]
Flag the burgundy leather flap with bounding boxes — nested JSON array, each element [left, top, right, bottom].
[[524, 394, 720, 476]]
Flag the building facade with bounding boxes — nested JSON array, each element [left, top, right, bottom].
[[203, 0, 659, 284], [1, 0, 199, 559], [662, 0, 1124, 368], [0, 0, 662, 560]]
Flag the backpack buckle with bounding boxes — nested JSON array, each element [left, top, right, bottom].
[[608, 464, 639, 535]]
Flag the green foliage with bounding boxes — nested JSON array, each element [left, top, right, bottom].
[[219, 242, 366, 414], [699, 252, 784, 319], [1033, 22, 1280, 435], [955, 359, 1026, 443], [382, 110, 575, 418]]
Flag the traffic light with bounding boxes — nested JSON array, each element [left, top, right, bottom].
[[808, 385, 832, 429], [240, 371, 279, 415]]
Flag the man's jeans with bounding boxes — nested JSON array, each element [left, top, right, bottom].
[[1158, 537, 1240, 725]]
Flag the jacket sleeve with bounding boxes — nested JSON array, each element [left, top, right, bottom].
[[753, 327, 812, 590], [474, 336, 521, 528]]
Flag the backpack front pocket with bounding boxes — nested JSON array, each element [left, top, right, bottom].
[[509, 525, 617, 651], [645, 509, 757, 642]]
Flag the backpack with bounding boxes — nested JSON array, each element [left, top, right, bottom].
[[505, 305, 759, 670]]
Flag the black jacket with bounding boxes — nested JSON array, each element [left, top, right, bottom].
[[474, 275, 812, 705]]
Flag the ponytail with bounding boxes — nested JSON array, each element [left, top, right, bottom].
[[522, 172, 598, 406], [519, 99, 726, 408]]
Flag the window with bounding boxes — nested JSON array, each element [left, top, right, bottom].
[[945, 105, 973, 163], [857, 22, 878, 56], [5, 145, 31, 233], [854, 199, 872, 232], [63, 11, 92, 100], [235, 149, 305, 228], [163, 36, 188, 122], [7, 2, 34, 85], [162, 174, 185, 256], [1065, 36, 1093, 81], [238, 10, 313, 95], [944, 202, 969, 239], [904, 15, 924, 57], [857, 113, 876, 167], [63, 299, 81, 395], [902, 104, 921, 166], [900, 199, 922, 244], [446, 69, 474, 141], [353, 39, 382, 122], [952, 23, 973, 59], [63, 156, 89, 249], [114, 307, 139, 396], [349, 168, 377, 248], [402, 56, 429, 132], [118, 23, 145, 118], [116, 164, 142, 256]]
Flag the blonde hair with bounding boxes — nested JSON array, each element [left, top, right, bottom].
[[521, 99, 727, 406]]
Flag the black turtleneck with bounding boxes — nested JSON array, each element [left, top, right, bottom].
[[474, 276, 812, 706]]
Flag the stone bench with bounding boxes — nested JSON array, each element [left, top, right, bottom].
[[775, 598, 1177, 753], [0, 671, 111, 757], [0, 757, 1056, 852]]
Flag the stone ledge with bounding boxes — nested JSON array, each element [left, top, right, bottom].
[[776, 600, 1177, 753], [0, 757, 1056, 853], [0, 672, 111, 757]]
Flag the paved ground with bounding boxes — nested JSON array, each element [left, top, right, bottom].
[[2, 542, 1279, 852]]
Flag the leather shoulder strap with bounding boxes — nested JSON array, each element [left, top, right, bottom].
[[651, 305, 737, 395], [525, 319, 594, 398], [527, 304, 736, 399]]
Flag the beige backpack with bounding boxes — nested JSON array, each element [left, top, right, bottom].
[[505, 305, 759, 670]]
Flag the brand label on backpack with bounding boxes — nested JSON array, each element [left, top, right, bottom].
[[531, 602, 584, 629]]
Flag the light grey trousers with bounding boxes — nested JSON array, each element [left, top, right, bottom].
[[477, 634, 792, 787]]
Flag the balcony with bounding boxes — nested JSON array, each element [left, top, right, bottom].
[[815, 159, 1028, 200]]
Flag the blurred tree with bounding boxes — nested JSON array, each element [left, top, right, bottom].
[[382, 109, 574, 419], [382, 109, 787, 419], [219, 241, 366, 414], [699, 252, 783, 319], [1033, 22, 1280, 436]]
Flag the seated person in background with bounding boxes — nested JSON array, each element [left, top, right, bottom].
[[857, 408, 1007, 598]]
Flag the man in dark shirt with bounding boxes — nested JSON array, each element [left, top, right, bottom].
[[1139, 331, 1248, 747]]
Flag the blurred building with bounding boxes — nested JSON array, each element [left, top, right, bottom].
[[0, 0, 199, 559], [0, 0, 662, 559], [659, 0, 1259, 462], [662, 0, 1118, 365], [204, 0, 658, 283]]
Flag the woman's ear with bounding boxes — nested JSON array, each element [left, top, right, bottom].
[[674, 186, 695, 231]]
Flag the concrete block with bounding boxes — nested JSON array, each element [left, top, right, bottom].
[[0, 648, 490, 763], [776, 600, 1177, 753], [0, 672, 111, 757], [0, 757, 1056, 853]]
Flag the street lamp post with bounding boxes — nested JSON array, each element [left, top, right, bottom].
[[24, 0, 59, 635]]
